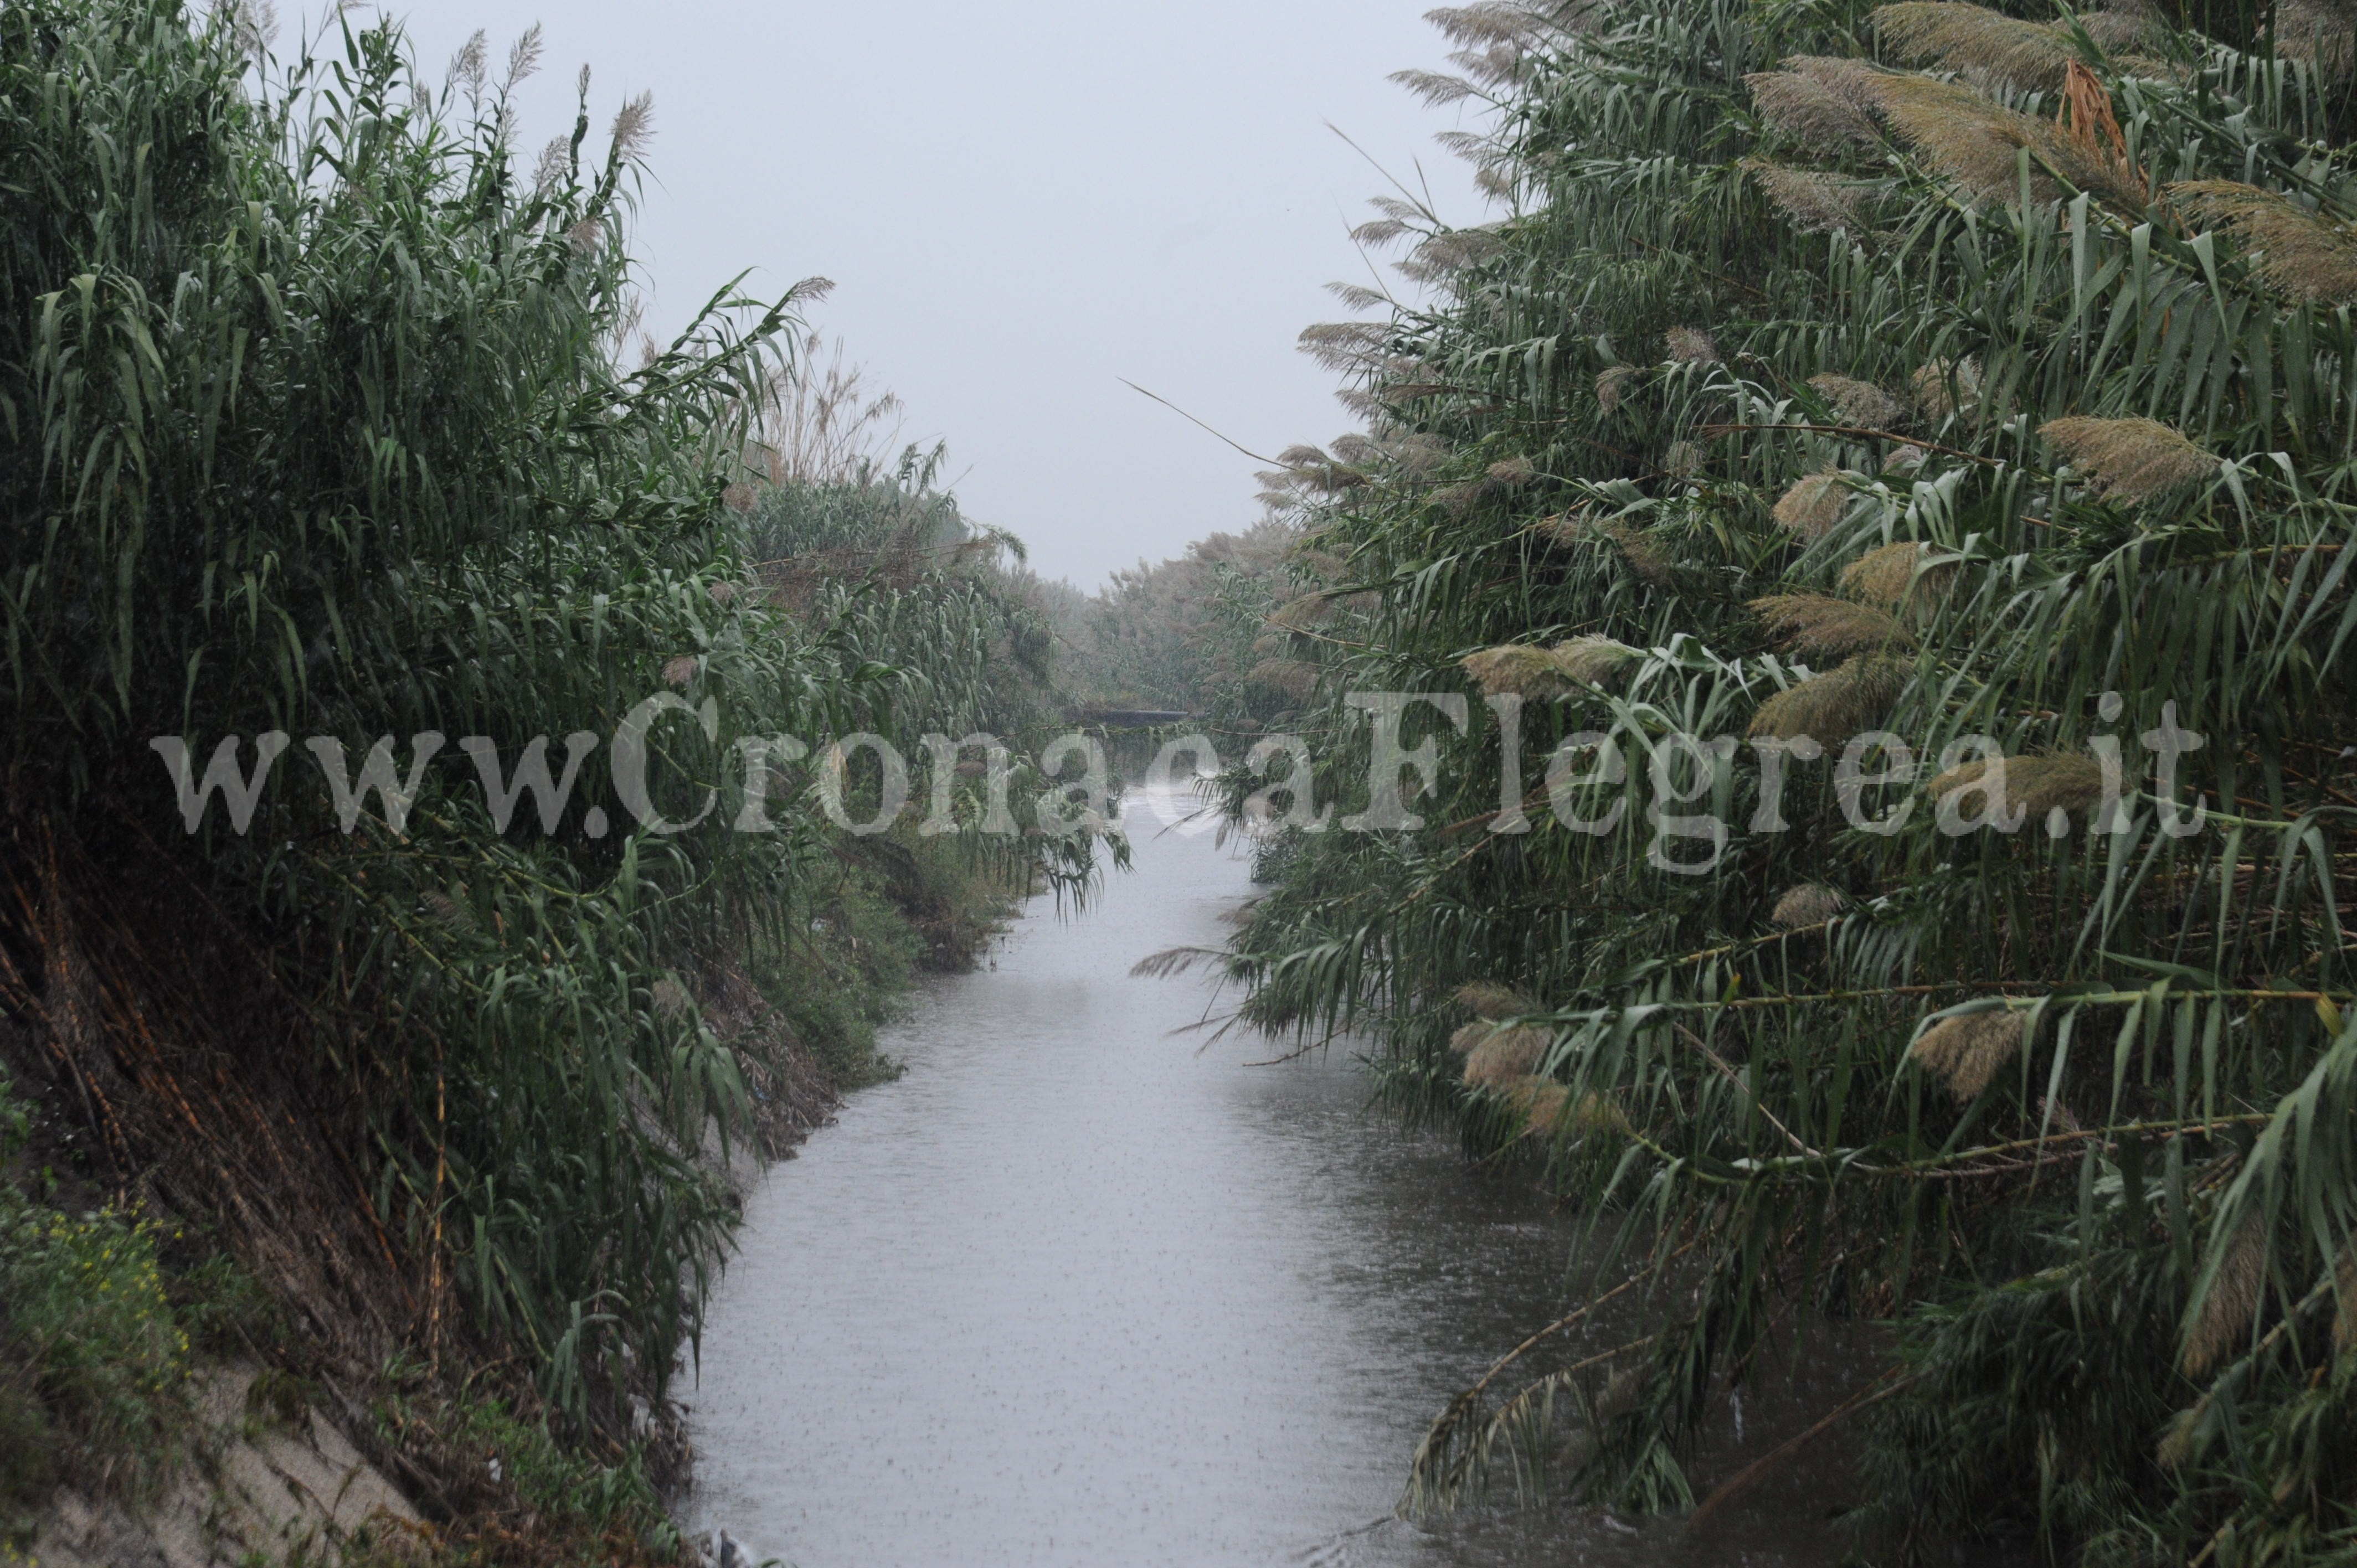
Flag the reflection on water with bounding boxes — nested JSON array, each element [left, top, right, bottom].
[[683, 798, 1857, 1567]]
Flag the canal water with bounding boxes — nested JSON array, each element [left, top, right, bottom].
[[682, 795, 1858, 1567]]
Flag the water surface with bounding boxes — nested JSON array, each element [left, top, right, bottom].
[[685, 800, 1859, 1567]]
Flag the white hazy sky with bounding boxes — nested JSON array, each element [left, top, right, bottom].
[[360, 0, 1480, 590]]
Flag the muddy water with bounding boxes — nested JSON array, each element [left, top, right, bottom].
[[684, 798, 1857, 1567]]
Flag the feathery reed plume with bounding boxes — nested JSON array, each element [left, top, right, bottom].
[[1511, 1079, 1573, 1136], [661, 653, 699, 687], [1874, 2, 2075, 92], [1751, 592, 1913, 659], [1784, 54, 1892, 111], [1665, 326, 1721, 364], [2171, 180, 2357, 305], [650, 977, 691, 1018], [420, 889, 478, 935], [2184, 1216, 2268, 1375], [1664, 440, 1705, 478], [1488, 455, 1537, 484], [2040, 415, 2214, 501], [1553, 634, 1642, 685], [1911, 357, 1981, 419], [1462, 644, 1582, 698], [1607, 521, 1676, 584], [1596, 364, 1638, 412], [1744, 74, 1879, 147], [1747, 163, 1868, 233], [1910, 1007, 2027, 1098], [1928, 752, 2106, 817], [1809, 373, 1907, 429], [1747, 655, 1909, 743], [1268, 595, 1334, 631], [1882, 442, 1929, 476], [1464, 1024, 1549, 1085], [2082, 0, 2163, 51], [1874, 71, 2149, 210], [1842, 540, 1954, 615], [1247, 659, 1322, 702], [1457, 980, 1533, 1020], [610, 91, 655, 161], [1773, 468, 1851, 538], [2276, 0, 2357, 75], [1772, 883, 1848, 927]]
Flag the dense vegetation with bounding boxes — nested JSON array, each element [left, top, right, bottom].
[[0, 1, 1101, 1554], [1186, 0, 2357, 1556]]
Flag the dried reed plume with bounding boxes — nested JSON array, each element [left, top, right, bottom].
[[1247, 659, 1322, 702], [1462, 1023, 1549, 1085], [1606, 521, 1676, 584], [1809, 373, 1907, 429], [2183, 1216, 2269, 1375], [610, 91, 655, 162], [1772, 883, 1848, 927], [2082, 0, 2163, 51], [1874, 2, 2075, 93], [1488, 455, 1537, 484], [650, 977, 692, 1017], [2276, 0, 2357, 76], [1751, 592, 1913, 659], [1462, 644, 1582, 698], [1512, 1079, 1574, 1136], [1910, 1007, 2027, 1098], [1554, 634, 1643, 685], [2170, 180, 2357, 305], [1664, 440, 1705, 478], [1870, 74, 2134, 209], [1911, 357, 1981, 419], [1457, 980, 1533, 1020], [2040, 415, 2214, 502], [1783, 54, 1892, 111], [1747, 163, 1869, 233], [1773, 468, 1851, 538], [1744, 74, 1879, 148], [1747, 656, 1909, 743], [1843, 540, 1955, 616], [1596, 364, 1639, 412], [1928, 752, 2106, 818], [1461, 636, 1639, 695], [1665, 326, 1721, 364], [661, 653, 699, 688]]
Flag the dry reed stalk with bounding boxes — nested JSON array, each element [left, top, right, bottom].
[[1772, 883, 1848, 927], [1773, 469, 1851, 538], [1808, 373, 1907, 429], [2040, 415, 2214, 501], [2184, 1216, 2268, 1375], [1910, 1007, 2027, 1098], [1747, 655, 1910, 743], [1751, 592, 1913, 659], [2171, 180, 2357, 305]]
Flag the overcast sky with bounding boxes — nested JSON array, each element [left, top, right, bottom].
[[362, 0, 1480, 590]]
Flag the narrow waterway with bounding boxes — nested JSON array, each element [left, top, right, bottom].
[[684, 797, 1856, 1567]]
